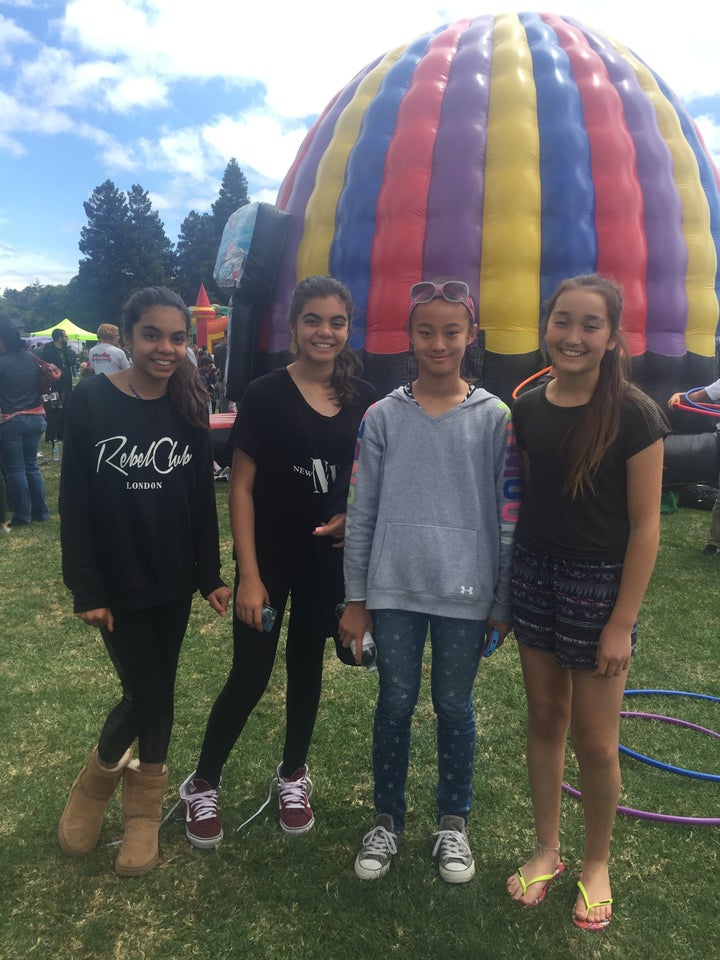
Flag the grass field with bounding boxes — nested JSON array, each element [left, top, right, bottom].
[[1, 459, 719, 960]]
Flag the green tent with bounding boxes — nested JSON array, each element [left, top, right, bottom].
[[31, 318, 98, 341]]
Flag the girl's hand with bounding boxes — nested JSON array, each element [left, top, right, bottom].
[[76, 607, 114, 632], [206, 586, 232, 616], [313, 513, 346, 547], [668, 392, 683, 409], [235, 576, 270, 632], [594, 622, 632, 678], [339, 601, 373, 664], [486, 619, 512, 648]]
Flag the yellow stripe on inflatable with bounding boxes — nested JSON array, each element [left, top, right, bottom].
[[479, 13, 542, 354], [296, 45, 407, 281], [611, 38, 719, 357]]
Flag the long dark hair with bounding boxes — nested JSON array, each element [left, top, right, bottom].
[[0, 317, 26, 353], [122, 287, 210, 429], [287, 275, 361, 408], [541, 274, 641, 498]]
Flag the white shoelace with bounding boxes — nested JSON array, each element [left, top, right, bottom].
[[432, 828, 472, 862], [277, 772, 313, 810], [359, 825, 397, 862], [186, 789, 218, 822]]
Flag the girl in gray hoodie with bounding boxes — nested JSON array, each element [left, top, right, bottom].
[[340, 279, 519, 884]]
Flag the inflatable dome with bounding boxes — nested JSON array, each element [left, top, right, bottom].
[[220, 11, 720, 480]]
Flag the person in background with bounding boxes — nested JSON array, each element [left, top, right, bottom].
[[0, 316, 51, 527], [198, 355, 218, 413], [41, 328, 73, 449], [88, 324, 130, 376], [668, 378, 720, 556], [340, 279, 517, 884], [213, 334, 229, 412], [57, 286, 231, 877], [506, 275, 669, 931], [179, 275, 376, 849]]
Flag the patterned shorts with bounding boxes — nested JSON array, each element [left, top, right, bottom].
[[511, 540, 637, 669]]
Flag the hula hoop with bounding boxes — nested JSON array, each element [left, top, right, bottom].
[[618, 711, 720, 782], [561, 689, 720, 825], [624, 689, 720, 703], [672, 401, 720, 418], [561, 782, 720, 826], [511, 366, 552, 400], [672, 390, 720, 419]]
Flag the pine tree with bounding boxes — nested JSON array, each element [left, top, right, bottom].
[[127, 184, 176, 287], [175, 211, 223, 306], [211, 158, 250, 241], [76, 180, 176, 326], [77, 180, 134, 325]]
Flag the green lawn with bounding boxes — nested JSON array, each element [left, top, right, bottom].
[[1, 460, 718, 960]]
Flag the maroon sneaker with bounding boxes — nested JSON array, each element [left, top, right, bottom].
[[277, 764, 314, 835], [179, 772, 223, 849]]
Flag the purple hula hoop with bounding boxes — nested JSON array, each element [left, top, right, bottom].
[[562, 691, 720, 826]]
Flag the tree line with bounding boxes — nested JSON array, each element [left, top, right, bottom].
[[1, 158, 249, 334]]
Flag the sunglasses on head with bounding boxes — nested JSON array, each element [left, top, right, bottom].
[[409, 280, 475, 318]]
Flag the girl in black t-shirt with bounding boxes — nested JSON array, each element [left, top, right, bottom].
[[57, 287, 231, 877], [506, 275, 669, 930], [180, 276, 376, 848]]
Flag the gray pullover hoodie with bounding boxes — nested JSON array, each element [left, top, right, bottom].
[[344, 386, 519, 622]]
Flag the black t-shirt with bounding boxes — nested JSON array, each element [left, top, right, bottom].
[[229, 368, 377, 561], [0, 349, 42, 414], [513, 384, 670, 561]]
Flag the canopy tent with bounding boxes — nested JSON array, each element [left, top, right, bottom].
[[30, 317, 98, 341]]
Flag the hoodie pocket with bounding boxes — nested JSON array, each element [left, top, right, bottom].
[[369, 521, 488, 603]]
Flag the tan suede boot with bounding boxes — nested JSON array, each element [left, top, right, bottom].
[[115, 761, 168, 877], [58, 746, 132, 856]]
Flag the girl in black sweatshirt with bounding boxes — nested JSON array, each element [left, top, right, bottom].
[[57, 286, 231, 876]]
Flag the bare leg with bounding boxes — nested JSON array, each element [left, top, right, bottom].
[[507, 646, 571, 905], [569, 669, 627, 925]]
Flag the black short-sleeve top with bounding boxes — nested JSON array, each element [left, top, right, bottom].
[[512, 384, 670, 561]]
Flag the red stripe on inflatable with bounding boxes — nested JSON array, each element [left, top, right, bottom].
[[544, 15, 647, 355], [366, 23, 469, 354]]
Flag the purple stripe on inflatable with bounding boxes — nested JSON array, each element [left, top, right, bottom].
[[270, 61, 379, 351], [423, 16, 494, 308], [575, 21, 688, 357]]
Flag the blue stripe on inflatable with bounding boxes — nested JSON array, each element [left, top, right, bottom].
[[521, 13, 597, 311], [645, 61, 720, 320], [332, 31, 439, 350]]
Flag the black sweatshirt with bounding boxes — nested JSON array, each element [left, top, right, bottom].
[[59, 374, 225, 613]]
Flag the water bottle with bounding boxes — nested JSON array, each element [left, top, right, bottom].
[[52, 442, 60, 461], [351, 630, 378, 673], [335, 603, 378, 672]]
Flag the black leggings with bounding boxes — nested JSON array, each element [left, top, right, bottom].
[[195, 553, 336, 787], [97, 597, 193, 765]]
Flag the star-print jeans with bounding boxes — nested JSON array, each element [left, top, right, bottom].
[[371, 609, 486, 831]]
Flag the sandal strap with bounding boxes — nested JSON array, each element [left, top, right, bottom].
[[518, 864, 562, 895], [577, 879, 613, 909]]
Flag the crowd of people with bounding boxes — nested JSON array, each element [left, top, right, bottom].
[[3, 269, 708, 932]]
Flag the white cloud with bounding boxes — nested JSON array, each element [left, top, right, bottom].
[[3, 0, 720, 292], [105, 74, 169, 112], [0, 241, 77, 293], [694, 115, 720, 168]]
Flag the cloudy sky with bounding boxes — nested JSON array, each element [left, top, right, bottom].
[[1, 0, 719, 293]]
